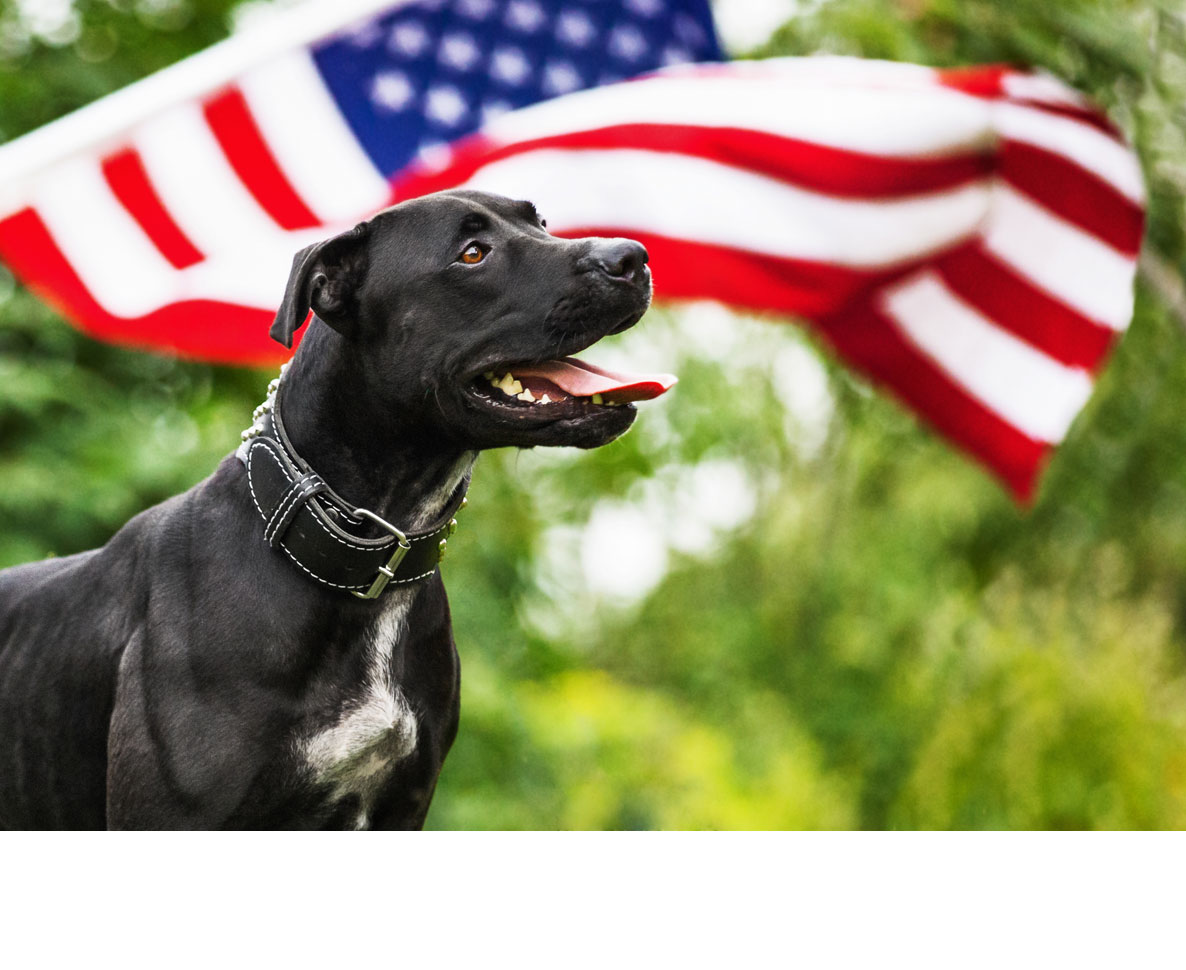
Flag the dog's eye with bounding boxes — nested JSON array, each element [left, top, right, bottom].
[[459, 243, 488, 265]]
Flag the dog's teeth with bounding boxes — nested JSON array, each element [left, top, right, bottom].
[[508, 380, 523, 395], [591, 393, 603, 405], [540, 394, 551, 404], [483, 371, 494, 380], [517, 389, 535, 402]]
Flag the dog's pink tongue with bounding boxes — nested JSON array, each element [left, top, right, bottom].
[[516, 357, 677, 403]]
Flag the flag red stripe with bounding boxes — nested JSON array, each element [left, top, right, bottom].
[[100, 148, 205, 270], [552, 226, 912, 320], [0, 208, 282, 364], [935, 243, 1118, 370], [1008, 101, 1122, 137], [814, 298, 1050, 501], [936, 65, 1009, 98], [937, 66, 1122, 137], [202, 87, 321, 232], [392, 125, 992, 204], [1002, 141, 1143, 256]]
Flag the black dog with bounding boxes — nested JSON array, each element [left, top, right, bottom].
[[0, 190, 662, 829]]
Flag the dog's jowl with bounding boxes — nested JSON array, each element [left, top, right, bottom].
[[0, 190, 675, 830]]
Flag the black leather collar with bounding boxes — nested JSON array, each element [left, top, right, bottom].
[[235, 367, 469, 599]]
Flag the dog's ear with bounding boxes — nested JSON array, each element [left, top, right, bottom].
[[270, 223, 371, 348]]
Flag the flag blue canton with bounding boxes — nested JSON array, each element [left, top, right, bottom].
[[311, 0, 721, 178]]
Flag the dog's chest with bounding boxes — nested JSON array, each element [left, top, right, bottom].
[[301, 599, 419, 828]]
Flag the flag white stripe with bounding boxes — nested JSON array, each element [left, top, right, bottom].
[[995, 102, 1144, 202], [485, 74, 995, 158], [882, 270, 1094, 443], [238, 50, 390, 224], [132, 103, 285, 253], [670, 56, 938, 86], [460, 148, 991, 267], [33, 158, 178, 317], [177, 228, 330, 310], [982, 183, 1135, 330], [1000, 72, 1093, 110]]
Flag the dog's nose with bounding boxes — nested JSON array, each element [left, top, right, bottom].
[[592, 239, 649, 282]]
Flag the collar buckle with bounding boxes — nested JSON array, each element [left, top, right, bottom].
[[350, 508, 413, 600]]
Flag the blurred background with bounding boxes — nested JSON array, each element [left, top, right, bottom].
[[4, 0, 1186, 829]]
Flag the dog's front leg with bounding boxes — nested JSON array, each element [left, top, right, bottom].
[[106, 705, 187, 828], [105, 632, 276, 829], [106, 633, 210, 829]]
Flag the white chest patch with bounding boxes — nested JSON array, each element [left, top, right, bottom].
[[302, 597, 419, 828], [299, 452, 475, 829]]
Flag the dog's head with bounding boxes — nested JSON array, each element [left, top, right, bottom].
[[272, 189, 672, 451]]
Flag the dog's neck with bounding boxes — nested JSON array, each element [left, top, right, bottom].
[[275, 326, 476, 532]]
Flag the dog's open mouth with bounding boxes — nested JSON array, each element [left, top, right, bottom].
[[469, 356, 677, 416]]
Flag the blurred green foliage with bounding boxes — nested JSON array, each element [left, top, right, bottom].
[[4, 0, 1186, 829]]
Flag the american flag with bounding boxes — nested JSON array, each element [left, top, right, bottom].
[[0, 0, 718, 361], [0, 0, 1145, 500]]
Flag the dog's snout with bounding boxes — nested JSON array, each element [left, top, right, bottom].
[[592, 239, 649, 282]]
